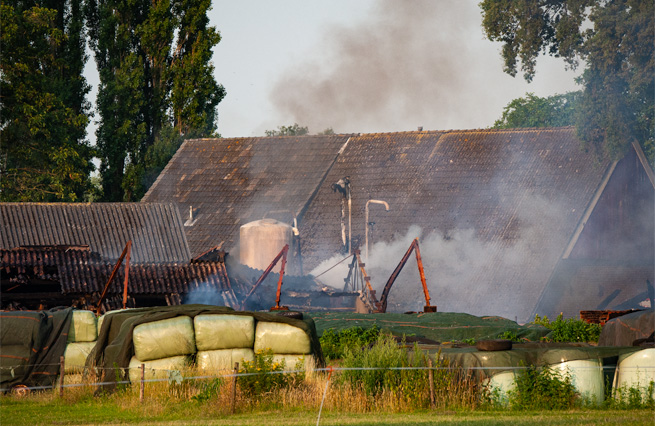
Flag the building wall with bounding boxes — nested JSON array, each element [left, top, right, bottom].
[[569, 148, 654, 261]]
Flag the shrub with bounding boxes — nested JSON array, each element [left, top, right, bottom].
[[533, 314, 602, 342], [320, 325, 380, 359], [237, 349, 303, 398], [509, 365, 578, 410], [607, 381, 655, 409]]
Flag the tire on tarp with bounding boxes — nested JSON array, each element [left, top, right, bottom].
[[476, 339, 513, 351]]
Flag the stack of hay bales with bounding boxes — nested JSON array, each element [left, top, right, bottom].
[[129, 316, 195, 383], [64, 310, 98, 375], [127, 313, 316, 383]]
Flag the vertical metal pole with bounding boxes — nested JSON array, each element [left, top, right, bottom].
[[347, 192, 352, 255], [428, 358, 435, 409], [122, 241, 132, 309], [59, 356, 65, 397], [231, 362, 239, 414], [140, 364, 145, 403], [365, 203, 370, 264]]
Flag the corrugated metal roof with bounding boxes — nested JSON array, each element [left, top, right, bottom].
[[0, 203, 191, 263], [142, 135, 352, 256]]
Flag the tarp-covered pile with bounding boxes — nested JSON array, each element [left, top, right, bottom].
[[0, 308, 72, 391], [309, 311, 551, 342], [88, 305, 324, 390]]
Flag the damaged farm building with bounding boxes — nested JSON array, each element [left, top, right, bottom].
[[2, 127, 654, 322]]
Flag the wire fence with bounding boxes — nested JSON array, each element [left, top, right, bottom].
[[1, 362, 649, 393]]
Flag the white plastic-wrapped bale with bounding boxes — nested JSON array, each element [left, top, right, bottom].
[[128, 355, 190, 384], [64, 342, 96, 374], [254, 322, 311, 354], [197, 348, 255, 372], [272, 354, 316, 373], [194, 314, 255, 351], [68, 310, 97, 342], [133, 316, 196, 362]]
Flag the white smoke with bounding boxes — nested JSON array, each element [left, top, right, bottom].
[[311, 194, 569, 321]]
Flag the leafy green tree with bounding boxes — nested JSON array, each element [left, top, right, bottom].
[[494, 92, 580, 129], [0, 1, 94, 201], [480, 0, 654, 165], [265, 123, 309, 137], [86, 0, 225, 201]]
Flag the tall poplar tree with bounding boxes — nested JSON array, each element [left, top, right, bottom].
[[87, 0, 225, 201], [0, 0, 93, 201]]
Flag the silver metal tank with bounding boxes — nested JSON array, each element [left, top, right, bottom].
[[239, 219, 294, 272]]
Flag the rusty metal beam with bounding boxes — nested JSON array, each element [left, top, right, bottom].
[[240, 244, 289, 310], [96, 241, 132, 316], [377, 238, 436, 313]]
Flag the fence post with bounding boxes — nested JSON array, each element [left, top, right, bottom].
[[140, 364, 145, 403], [231, 362, 239, 414], [58, 356, 65, 398], [428, 358, 435, 409]]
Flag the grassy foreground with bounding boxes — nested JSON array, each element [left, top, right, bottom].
[[1, 396, 653, 426]]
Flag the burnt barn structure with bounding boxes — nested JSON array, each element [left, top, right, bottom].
[[0, 203, 242, 311], [143, 127, 654, 322]]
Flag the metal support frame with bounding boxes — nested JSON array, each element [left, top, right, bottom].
[[95, 241, 132, 315], [376, 238, 436, 313], [240, 244, 290, 311]]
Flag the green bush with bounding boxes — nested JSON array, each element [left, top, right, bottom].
[[338, 333, 430, 404], [607, 381, 655, 409], [509, 365, 578, 410], [533, 314, 602, 342], [237, 349, 303, 398], [319, 325, 380, 359]]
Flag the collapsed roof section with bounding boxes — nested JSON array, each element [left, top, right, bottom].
[[0, 245, 239, 311]]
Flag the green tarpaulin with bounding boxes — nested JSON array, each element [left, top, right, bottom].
[[1, 308, 72, 391], [309, 311, 550, 342]]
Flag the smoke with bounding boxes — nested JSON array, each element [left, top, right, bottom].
[[184, 282, 226, 306], [268, 0, 573, 134], [310, 194, 570, 321]]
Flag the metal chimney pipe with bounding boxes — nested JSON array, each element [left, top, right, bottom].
[[365, 200, 390, 264]]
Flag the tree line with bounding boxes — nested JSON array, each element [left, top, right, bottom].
[[1, 0, 224, 202], [1, 1, 652, 203]]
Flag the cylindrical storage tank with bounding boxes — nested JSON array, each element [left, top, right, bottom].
[[239, 219, 294, 272], [613, 348, 655, 402], [553, 358, 605, 405]]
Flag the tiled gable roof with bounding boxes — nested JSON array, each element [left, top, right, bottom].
[[0, 203, 191, 263], [142, 135, 352, 256], [300, 128, 610, 321], [142, 127, 649, 321]]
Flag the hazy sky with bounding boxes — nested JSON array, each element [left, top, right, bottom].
[[210, 0, 582, 137], [85, 1, 583, 140]]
